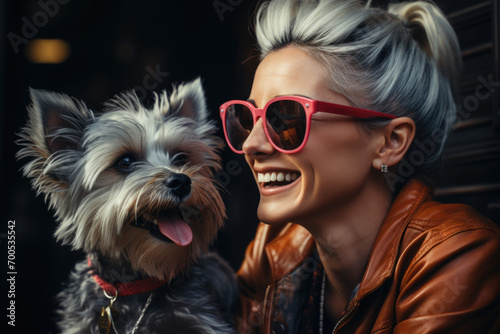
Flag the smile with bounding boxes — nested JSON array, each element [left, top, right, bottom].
[[257, 171, 301, 188]]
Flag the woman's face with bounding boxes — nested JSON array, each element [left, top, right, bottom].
[[244, 46, 381, 226]]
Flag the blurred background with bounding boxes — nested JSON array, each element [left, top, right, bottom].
[[1, 0, 499, 333]]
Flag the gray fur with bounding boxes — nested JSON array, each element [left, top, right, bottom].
[[58, 254, 237, 334], [17, 78, 238, 333]]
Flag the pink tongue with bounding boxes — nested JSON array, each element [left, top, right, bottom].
[[157, 210, 193, 246]]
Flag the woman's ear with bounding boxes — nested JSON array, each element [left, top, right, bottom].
[[372, 117, 416, 171]]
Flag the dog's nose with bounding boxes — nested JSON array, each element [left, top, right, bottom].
[[165, 173, 191, 199]]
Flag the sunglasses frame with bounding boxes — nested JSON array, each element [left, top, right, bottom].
[[219, 95, 396, 154]]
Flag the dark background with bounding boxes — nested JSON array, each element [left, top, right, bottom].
[[1, 0, 499, 333]]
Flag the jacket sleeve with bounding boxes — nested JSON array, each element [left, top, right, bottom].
[[394, 225, 500, 334]]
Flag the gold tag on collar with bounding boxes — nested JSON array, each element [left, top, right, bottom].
[[97, 306, 111, 334], [107, 305, 120, 324], [97, 298, 119, 334]]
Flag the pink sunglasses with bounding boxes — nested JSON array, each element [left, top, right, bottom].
[[219, 95, 396, 154]]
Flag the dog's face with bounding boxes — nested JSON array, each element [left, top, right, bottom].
[[17, 79, 225, 280]]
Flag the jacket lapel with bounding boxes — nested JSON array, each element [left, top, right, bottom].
[[356, 179, 431, 300]]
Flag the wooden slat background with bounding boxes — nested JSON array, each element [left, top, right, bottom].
[[434, 0, 500, 224]]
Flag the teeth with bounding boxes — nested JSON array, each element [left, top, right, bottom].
[[153, 219, 158, 225], [258, 173, 264, 182], [257, 172, 299, 184]]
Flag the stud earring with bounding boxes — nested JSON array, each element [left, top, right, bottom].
[[381, 164, 388, 173]]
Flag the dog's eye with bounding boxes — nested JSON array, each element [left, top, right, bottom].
[[115, 155, 136, 173], [172, 152, 188, 167]]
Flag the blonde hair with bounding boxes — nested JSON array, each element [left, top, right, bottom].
[[254, 0, 461, 179]]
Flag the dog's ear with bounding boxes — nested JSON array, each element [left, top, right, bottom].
[[27, 88, 92, 154], [17, 89, 94, 187], [167, 78, 208, 123]]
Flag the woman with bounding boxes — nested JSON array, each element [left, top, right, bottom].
[[219, 0, 500, 333]]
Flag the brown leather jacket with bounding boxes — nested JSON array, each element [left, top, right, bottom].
[[236, 179, 500, 333]]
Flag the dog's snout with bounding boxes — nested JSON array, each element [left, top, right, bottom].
[[165, 173, 191, 198]]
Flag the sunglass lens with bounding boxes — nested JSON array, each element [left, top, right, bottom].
[[266, 100, 306, 151], [225, 104, 254, 151]]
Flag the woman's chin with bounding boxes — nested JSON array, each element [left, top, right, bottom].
[[257, 202, 294, 225]]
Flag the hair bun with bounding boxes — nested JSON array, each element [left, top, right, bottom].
[[388, 1, 461, 99]]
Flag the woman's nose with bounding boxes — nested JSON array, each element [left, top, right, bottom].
[[242, 118, 275, 157]]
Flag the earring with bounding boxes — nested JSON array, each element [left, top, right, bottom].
[[381, 164, 388, 173]]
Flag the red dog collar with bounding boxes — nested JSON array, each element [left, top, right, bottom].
[[88, 258, 167, 296]]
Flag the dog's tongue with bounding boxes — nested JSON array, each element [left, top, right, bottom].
[[158, 210, 192, 246]]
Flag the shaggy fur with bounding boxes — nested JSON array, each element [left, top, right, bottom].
[[17, 79, 238, 333]]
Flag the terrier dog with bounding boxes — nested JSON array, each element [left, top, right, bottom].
[[17, 79, 238, 333]]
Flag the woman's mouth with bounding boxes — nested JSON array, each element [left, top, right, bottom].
[[257, 171, 300, 188]]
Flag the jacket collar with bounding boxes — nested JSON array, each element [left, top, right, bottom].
[[266, 223, 316, 282], [356, 179, 431, 299], [263, 179, 431, 295]]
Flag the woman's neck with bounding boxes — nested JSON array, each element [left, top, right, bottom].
[[298, 175, 392, 318]]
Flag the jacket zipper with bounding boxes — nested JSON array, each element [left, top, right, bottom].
[[332, 305, 356, 334], [262, 284, 272, 332], [262, 284, 271, 315]]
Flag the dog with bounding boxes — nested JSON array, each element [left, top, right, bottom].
[[17, 79, 238, 333]]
